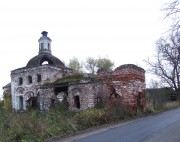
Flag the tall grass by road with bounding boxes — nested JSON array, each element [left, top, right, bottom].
[[0, 99, 179, 142]]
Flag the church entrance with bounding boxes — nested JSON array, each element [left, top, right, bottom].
[[26, 97, 38, 110], [54, 86, 69, 109]]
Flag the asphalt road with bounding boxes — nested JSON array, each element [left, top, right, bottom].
[[53, 108, 180, 142]]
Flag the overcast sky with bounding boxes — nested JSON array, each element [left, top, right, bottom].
[[0, 0, 172, 97]]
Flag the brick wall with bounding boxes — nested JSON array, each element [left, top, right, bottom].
[[97, 64, 146, 111]]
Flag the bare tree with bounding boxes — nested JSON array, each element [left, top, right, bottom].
[[164, 0, 180, 32], [145, 33, 180, 97]]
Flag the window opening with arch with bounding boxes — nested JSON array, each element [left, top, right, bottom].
[[28, 75, 32, 84], [19, 77, 23, 85], [41, 43, 43, 48], [40, 57, 54, 66], [48, 43, 50, 50]]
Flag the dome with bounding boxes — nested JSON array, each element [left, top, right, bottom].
[[115, 64, 145, 73], [97, 68, 109, 74], [26, 53, 65, 68]]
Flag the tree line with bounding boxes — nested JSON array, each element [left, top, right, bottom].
[[67, 57, 114, 74]]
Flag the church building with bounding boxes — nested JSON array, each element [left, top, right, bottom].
[[9, 31, 74, 110], [3, 31, 146, 112]]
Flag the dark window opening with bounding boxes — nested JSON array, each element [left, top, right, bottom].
[[28, 75, 32, 84], [137, 92, 143, 111], [37, 75, 41, 82], [19, 96, 23, 110], [110, 87, 118, 98], [51, 99, 55, 108], [48, 43, 50, 50], [97, 97, 101, 103], [74, 96, 80, 109], [55, 86, 68, 95], [41, 43, 44, 48], [95, 96, 104, 108], [19, 77, 23, 85]]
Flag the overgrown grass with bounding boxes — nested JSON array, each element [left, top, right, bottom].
[[0, 103, 136, 141], [0, 100, 180, 141], [164, 101, 180, 109], [0, 109, 77, 142], [145, 100, 180, 114]]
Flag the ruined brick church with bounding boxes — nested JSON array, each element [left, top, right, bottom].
[[3, 31, 146, 111]]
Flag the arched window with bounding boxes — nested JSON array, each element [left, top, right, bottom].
[[40, 57, 53, 66], [19, 77, 23, 85], [48, 43, 50, 50], [41, 61, 49, 65], [41, 43, 44, 48], [28, 75, 32, 84], [16, 87, 25, 94]]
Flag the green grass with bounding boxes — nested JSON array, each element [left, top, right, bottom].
[[0, 109, 77, 142], [0, 100, 180, 141], [0, 102, 135, 141], [51, 73, 98, 86]]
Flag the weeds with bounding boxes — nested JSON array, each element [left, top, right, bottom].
[[0, 109, 77, 142], [0, 99, 180, 141]]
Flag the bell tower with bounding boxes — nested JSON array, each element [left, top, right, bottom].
[[38, 31, 52, 54]]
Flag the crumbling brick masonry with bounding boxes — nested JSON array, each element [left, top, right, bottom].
[[3, 31, 146, 112]]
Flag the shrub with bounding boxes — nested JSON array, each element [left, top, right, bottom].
[[0, 110, 77, 142], [104, 98, 136, 121], [163, 101, 180, 110], [74, 108, 107, 129], [104, 104, 136, 123], [74, 101, 136, 130], [0, 100, 3, 111], [144, 103, 155, 114], [3, 91, 12, 111]]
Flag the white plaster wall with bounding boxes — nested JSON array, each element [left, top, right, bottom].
[[10, 65, 68, 111]]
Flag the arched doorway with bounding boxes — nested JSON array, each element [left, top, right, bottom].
[[25, 91, 38, 110], [26, 97, 38, 109]]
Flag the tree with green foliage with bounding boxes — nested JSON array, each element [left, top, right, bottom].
[[96, 57, 114, 71], [0, 100, 3, 111], [68, 57, 83, 73], [68, 56, 114, 74], [3, 90, 12, 111], [84, 57, 97, 74]]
